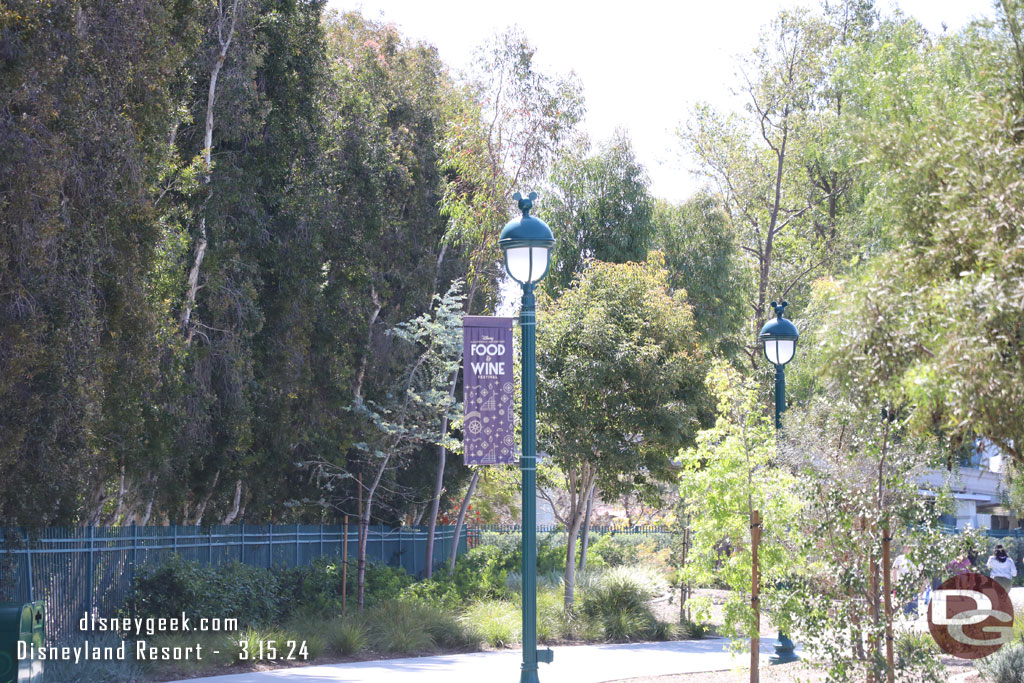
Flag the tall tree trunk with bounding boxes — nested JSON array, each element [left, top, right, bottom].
[[221, 479, 243, 524], [424, 366, 459, 578], [352, 286, 381, 402], [578, 481, 596, 572], [181, 0, 240, 344], [357, 456, 390, 611], [448, 469, 480, 571], [424, 432, 446, 578], [191, 470, 220, 525], [563, 467, 595, 610], [424, 280, 475, 576], [750, 509, 761, 683]]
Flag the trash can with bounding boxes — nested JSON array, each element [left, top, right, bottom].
[[0, 602, 44, 683]]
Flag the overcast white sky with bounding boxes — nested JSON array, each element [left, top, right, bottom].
[[329, 0, 997, 203]]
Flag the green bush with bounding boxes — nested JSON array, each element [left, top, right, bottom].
[[579, 571, 663, 642], [132, 556, 280, 627], [398, 574, 464, 609], [43, 635, 144, 683], [325, 618, 368, 655], [461, 599, 520, 647], [132, 555, 414, 629], [364, 600, 436, 653], [894, 629, 939, 670], [977, 638, 1024, 683], [678, 617, 708, 639], [363, 599, 477, 653]]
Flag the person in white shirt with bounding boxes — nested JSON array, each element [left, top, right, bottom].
[[986, 544, 1017, 591]]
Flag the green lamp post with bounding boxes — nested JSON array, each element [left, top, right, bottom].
[[758, 300, 799, 665], [500, 191, 555, 683]]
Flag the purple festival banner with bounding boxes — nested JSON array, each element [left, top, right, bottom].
[[463, 316, 515, 465]]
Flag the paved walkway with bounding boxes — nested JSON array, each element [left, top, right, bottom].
[[170, 588, 1023, 682], [171, 637, 785, 683]]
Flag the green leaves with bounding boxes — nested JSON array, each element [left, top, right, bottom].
[[536, 257, 711, 498], [676, 362, 802, 640]]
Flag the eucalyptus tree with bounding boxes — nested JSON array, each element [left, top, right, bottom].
[[652, 194, 749, 359], [543, 133, 654, 298], [0, 0, 201, 526], [439, 28, 585, 570], [681, 2, 876, 364], [819, 1, 1024, 486], [535, 256, 712, 609]]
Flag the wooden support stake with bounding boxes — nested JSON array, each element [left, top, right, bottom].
[[882, 525, 894, 683], [342, 515, 349, 617], [751, 509, 761, 683]]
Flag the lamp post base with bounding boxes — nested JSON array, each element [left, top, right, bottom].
[[519, 665, 540, 683], [769, 631, 799, 664]]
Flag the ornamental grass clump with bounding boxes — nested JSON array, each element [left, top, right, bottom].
[[579, 573, 666, 642], [461, 599, 520, 647], [326, 618, 367, 655]]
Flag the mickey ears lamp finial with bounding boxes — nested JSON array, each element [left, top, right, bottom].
[[513, 191, 538, 217], [771, 300, 789, 319]]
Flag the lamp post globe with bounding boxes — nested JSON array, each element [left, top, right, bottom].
[[758, 300, 800, 666], [758, 300, 799, 368], [500, 191, 555, 284], [500, 191, 554, 683]]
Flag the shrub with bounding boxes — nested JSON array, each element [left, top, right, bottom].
[[363, 599, 475, 653], [678, 617, 708, 639], [977, 638, 1024, 683], [42, 634, 145, 683], [398, 574, 463, 610], [326, 618, 368, 655], [579, 572, 662, 642], [461, 599, 520, 647], [894, 629, 939, 670], [534, 588, 568, 643], [576, 565, 668, 601], [361, 563, 416, 606], [278, 558, 345, 617], [131, 556, 280, 627]]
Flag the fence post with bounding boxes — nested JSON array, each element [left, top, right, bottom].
[[24, 529, 33, 603], [268, 523, 273, 569], [132, 523, 138, 597], [295, 523, 300, 567], [208, 526, 213, 565], [88, 524, 95, 616], [240, 523, 245, 563], [379, 526, 384, 564], [319, 524, 324, 559], [172, 524, 177, 554]]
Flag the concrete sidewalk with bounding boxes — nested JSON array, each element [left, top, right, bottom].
[[170, 637, 783, 683]]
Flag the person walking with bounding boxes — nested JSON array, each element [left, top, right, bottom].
[[986, 544, 1017, 591]]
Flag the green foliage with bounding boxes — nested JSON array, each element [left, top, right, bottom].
[[131, 555, 415, 627], [364, 600, 437, 653], [326, 618, 368, 655], [537, 255, 713, 608], [677, 362, 804, 641], [544, 133, 655, 297], [460, 599, 520, 647], [819, 1, 1024, 474], [652, 195, 749, 358], [978, 637, 1024, 683], [578, 573, 666, 642], [132, 556, 280, 627]]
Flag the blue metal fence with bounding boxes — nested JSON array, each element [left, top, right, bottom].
[[0, 523, 466, 640], [466, 524, 670, 548]]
